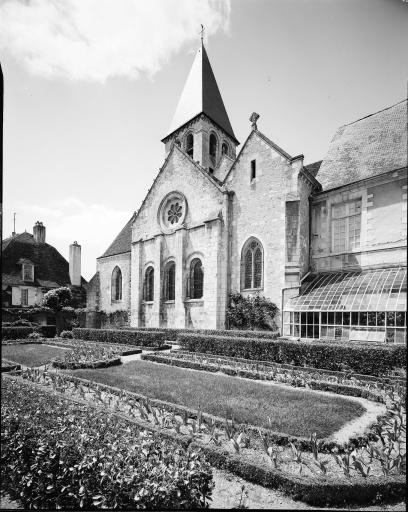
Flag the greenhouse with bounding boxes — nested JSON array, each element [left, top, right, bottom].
[[283, 267, 407, 343]]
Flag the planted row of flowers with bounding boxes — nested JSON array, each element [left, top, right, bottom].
[[6, 368, 406, 506], [1, 375, 214, 510], [141, 352, 404, 405]]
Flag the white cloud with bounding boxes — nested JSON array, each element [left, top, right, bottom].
[[0, 0, 231, 82], [4, 198, 132, 280]]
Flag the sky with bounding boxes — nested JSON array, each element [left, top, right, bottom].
[[1, 0, 407, 281]]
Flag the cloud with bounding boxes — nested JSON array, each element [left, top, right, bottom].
[[0, 0, 231, 82], [4, 198, 132, 280]]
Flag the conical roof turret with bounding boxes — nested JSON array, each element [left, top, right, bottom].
[[164, 42, 237, 143]]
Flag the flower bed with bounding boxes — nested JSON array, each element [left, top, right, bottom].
[[49, 338, 143, 356], [1, 376, 214, 510], [73, 328, 166, 347], [5, 369, 405, 507], [1, 359, 21, 372], [51, 339, 127, 369], [177, 333, 406, 377]]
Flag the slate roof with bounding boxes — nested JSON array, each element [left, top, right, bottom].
[[99, 215, 133, 258], [2, 232, 87, 288], [164, 43, 237, 143], [315, 100, 407, 191]]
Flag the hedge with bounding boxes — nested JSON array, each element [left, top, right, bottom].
[[178, 334, 406, 376], [122, 326, 280, 342], [1, 376, 214, 510], [40, 325, 56, 338], [1, 326, 40, 340], [72, 328, 165, 347], [52, 357, 122, 370]]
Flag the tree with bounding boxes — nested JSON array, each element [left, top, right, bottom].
[[42, 287, 73, 335]]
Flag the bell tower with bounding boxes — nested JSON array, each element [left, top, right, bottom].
[[162, 37, 239, 173]]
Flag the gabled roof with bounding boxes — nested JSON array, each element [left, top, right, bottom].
[[304, 160, 322, 178], [2, 232, 87, 288], [164, 43, 237, 142], [99, 215, 134, 259], [315, 100, 407, 191]]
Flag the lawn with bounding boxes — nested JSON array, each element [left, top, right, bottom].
[[69, 359, 365, 438], [2, 344, 68, 367]]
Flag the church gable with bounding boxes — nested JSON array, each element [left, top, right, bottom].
[[132, 144, 225, 242]]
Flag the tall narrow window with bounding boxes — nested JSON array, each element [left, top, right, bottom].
[[209, 133, 217, 164], [189, 259, 204, 299], [241, 238, 263, 290], [186, 133, 194, 158], [111, 266, 122, 301], [251, 160, 256, 181], [221, 142, 229, 156], [22, 264, 34, 282], [165, 262, 175, 301], [144, 266, 154, 301], [331, 199, 361, 253], [21, 289, 28, 306]]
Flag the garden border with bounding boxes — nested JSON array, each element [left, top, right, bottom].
[[3, 372, 404, 508]]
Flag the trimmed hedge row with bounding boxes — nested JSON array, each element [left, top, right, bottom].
[[123, 326, 280, 342], [72, 328, 165, 347], [178, 334, 406, 376], [1, 376, 214, 510], [52, 357, 122, 370], [2, 326, 40, 340]]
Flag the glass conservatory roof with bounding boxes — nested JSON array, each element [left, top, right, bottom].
[[285, 267, 407, 312]]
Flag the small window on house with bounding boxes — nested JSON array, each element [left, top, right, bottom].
[[188, 259, 204, 299], [251, 160, 256, 181], [209, 133, 217, 164], [164, 262, 175, 301], [21, 289, 28, 306], [209, 168, 214, 174], [22, 264, 33, 282], [241, 238, 264, 290], [222, 142, 229, 156], [111, 266, 122, 301], [144, 266, 154, 302], [186, 133, 194, 158]]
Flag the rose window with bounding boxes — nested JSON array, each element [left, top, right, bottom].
[[167, 202, 182, 224]]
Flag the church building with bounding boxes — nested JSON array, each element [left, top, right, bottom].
[[88, 40, 407, 344]]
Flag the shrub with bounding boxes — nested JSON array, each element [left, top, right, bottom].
[[27, 332, 42, 340], [40, 325, 56, 338], [1, 377, 214, 510], [73, 328, 165, 347], [60, 330, 73, 339], [227, 292, 279, 331], [11, 319, 37, 327], [1, 326, 40, 340], [177, 334, 406, 376]]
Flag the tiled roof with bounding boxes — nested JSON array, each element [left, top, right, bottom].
[[99, 215, 133, 258], [315, 100, 407, 191], [2, 232, 87, 288], [304, 160, 322, 178]]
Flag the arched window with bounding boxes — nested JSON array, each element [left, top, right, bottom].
[[164, 262, 175, 301], [111, 266, 122, 301], [221, 142, 229, 156], [185, 133, 194, 158], [189, 258, 204, 299], [209, 133, 217, 164], [241, 238, 263, 290], [144, 266, 154, 301]]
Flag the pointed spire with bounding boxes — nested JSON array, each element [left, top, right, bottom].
[[164, 40, 237, 143]]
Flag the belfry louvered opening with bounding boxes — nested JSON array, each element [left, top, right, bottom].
[[283, 267, 407, 343]]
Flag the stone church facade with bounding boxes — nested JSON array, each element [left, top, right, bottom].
[[88, 41, 407, 343]]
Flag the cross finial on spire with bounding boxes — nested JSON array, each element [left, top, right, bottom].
[[200, 24, 205, 44], [250, 112, 260, 130]]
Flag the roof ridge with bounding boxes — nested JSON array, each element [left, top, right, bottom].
[[340, 99, 407, 128]]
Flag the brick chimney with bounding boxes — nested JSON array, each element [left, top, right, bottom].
[[69, 241, 81, 286], [33, 221, 46, 243]]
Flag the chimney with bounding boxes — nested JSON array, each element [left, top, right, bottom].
[[33, 221, 46, 243], [69, 241, 81, 286]]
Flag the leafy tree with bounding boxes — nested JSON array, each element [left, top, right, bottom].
[[227, 292, 279, 331], [42, 287, 74, 335]]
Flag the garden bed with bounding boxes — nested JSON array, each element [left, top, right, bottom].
[[72, 328, 166, 347], [1, 359, 21, 372], [1, 375, 213, 510], [4, 370, 405, 507], [1, 343, 69, 367]]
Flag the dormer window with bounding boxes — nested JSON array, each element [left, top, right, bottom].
[[22, 264, 34, 282]]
